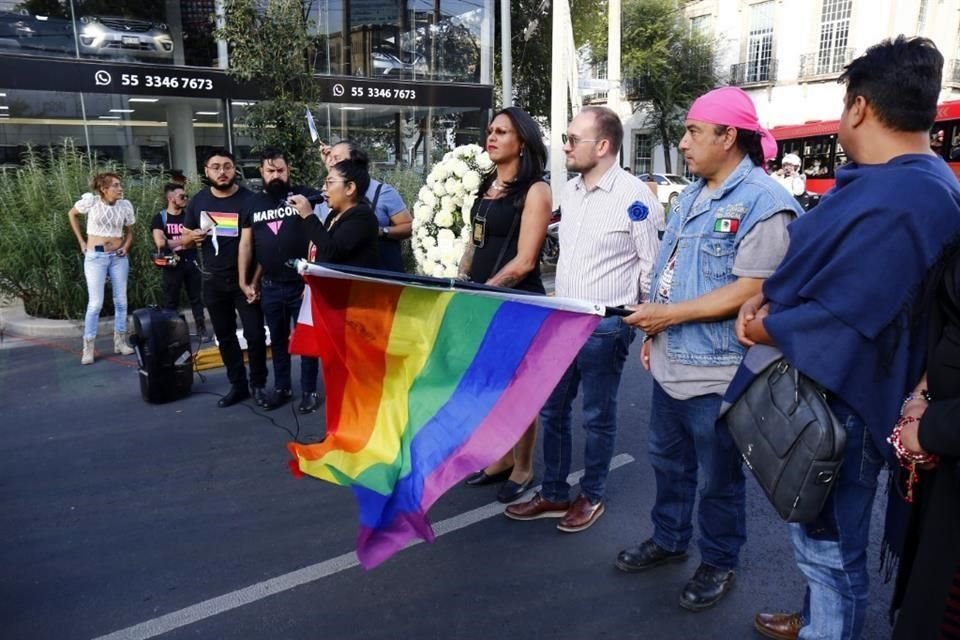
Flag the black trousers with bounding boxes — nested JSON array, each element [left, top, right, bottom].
[[161, 260, 205, 328], [202, 272, 268, 388]]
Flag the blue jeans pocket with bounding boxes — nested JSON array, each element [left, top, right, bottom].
[[857, 424, 884, 488]]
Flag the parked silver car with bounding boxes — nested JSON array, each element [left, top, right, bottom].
[[78, 15, 174, 61]]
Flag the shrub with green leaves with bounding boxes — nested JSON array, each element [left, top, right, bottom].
[[0, 142, 171, 319]]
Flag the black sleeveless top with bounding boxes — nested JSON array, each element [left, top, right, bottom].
[[467, 195, 545, 294]]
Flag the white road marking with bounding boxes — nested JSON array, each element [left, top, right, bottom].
[[92, 453, 636, 640]]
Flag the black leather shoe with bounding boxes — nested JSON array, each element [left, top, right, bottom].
[[251, 386, 269, 408], [298, 392, 323, 414], [263, 388, 293, 411], [218, 385, 250, 408], [679, 563, 735, 611], [615, 538, 688, 572], [464, 466, 513, 487], [497, 474, 534, 503]]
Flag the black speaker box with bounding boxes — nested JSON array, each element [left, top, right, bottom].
[[130, 307, 193, 404]]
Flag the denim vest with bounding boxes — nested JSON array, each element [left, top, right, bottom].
[[651, 155, 802, 366]]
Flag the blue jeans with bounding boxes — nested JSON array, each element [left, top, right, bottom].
[[647, 382, 746, 570], [540, 315, 634, 503], [83, 250, 129, 339], [790, 408, 883, 640], [261, 279, 319, 394]]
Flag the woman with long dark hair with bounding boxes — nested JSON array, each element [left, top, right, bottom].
[[459, 106, 552, 503]]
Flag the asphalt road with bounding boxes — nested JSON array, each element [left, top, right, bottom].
[[0, 332, 895, 640]]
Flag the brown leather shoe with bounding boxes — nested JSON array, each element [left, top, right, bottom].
[[556, 495, 605, 532], [754, 612, 802, 640], [504, 492, 570, 521]]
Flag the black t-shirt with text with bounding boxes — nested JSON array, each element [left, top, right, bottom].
[[182, 186, 253, 277], [239, 186, 323, 283], [150, 209, 197, 261]]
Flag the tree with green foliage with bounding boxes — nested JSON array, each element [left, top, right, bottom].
[[216, 0, 324, 184], [495, 0, 606, 121], [621, 0, 720, 173]]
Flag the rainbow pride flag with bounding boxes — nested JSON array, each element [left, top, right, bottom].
[[288, 264, 604, 568]]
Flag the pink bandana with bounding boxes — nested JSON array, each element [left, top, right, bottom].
[[687, 87, 777, 161]]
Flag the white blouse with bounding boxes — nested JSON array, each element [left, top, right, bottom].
[[73, 193, 136, 238]]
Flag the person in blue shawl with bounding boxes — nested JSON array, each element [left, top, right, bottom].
[[733, 37, 960, 640]]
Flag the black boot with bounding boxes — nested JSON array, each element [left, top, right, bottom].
[[263, 388, 292, 411], [251, 386, 270, 408], [679, 563, 736, 611], [218, 385, 250, 408], [298, 391, 323, 414]]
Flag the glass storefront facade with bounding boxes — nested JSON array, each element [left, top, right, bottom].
[[0, 0, 493, 177]]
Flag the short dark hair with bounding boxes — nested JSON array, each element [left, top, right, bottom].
[[163, 182, 184, 198], [332, 140, 369, 168], [714, 125, 765, 167], [331, 159, 370, 204], [839, 35, 943, 132], [582, 106, 624, 155], [203, 147, 235, 166], [259, 146, 287, 166]]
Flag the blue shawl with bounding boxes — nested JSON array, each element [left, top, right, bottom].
[[726, 153, 960, 570]]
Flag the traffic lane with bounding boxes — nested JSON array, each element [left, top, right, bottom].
[[0, 341, 357, 640], [1, 339, 895, 639]]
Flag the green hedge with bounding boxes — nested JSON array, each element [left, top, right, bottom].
[[0, 145, 429, 319], [0, 142, 171, 319]]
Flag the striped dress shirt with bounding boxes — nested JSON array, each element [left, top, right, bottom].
[[555, 163, 663, 307]]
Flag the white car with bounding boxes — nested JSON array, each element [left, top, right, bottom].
[[638, 172, 691, 210]]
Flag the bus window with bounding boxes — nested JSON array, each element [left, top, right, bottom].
[[802, 135, 836, 178], [947, 122, 960, 161], [931, 127, 947, 158], [835, 142, 849, 171]]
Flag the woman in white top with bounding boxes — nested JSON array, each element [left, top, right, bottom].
[[68, 172, 136, 364]]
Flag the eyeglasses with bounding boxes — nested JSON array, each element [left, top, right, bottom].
[[176, 193, 189, 199], [324, 178, 348, 186], [561, 134, 600, 146], [206, 163, 235, 173]]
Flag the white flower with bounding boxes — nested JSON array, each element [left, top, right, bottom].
[[418, 186, 436, 208], [462, 170, 481, 192], [442, 263, 459, 278], [434, 209, 454, 228], [440, 195, 455, 213], [477, 153, 494, 171], [451, 160, 469, 178], [432, 181, 447, 197], [437, 227, 455, 248], [430, 262, 447, 278]]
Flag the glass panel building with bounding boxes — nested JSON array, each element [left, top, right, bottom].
[[0, 0, 494, 177]]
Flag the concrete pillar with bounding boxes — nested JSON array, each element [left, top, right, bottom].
[[166, 102, 197, 178]]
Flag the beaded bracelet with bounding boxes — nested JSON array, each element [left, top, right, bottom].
[[888, 415, 939, 503]]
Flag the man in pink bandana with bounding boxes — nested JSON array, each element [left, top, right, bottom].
[[616, 86, 802, 611]]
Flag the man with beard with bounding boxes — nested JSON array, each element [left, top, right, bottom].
[[182, 148, 269, 408], [505, 106, 661, 530], [238, 147, 324, 413]]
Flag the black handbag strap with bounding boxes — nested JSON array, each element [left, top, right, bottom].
[[370, 182, 384, 212]]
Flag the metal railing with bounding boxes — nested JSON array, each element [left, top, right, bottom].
[[799, 48, 854, 79], [729, 59, 778, 86]]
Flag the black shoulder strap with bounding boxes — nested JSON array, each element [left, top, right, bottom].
[[371, 183, 384, 212]]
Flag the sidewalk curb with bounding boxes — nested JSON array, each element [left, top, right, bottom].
[[0, 299, 203, 339]]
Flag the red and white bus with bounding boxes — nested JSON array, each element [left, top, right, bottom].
[[769, 99, 960, 194]]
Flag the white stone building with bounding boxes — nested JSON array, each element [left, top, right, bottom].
[[616, 0, 960, 175]]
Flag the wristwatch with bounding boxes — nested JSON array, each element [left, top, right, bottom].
[[379, 226, 389, 238]]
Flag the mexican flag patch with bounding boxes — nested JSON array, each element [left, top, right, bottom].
[[714, 218, 740, 233]]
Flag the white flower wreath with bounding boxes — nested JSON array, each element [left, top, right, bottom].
[[410, 144, 494, 277]]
